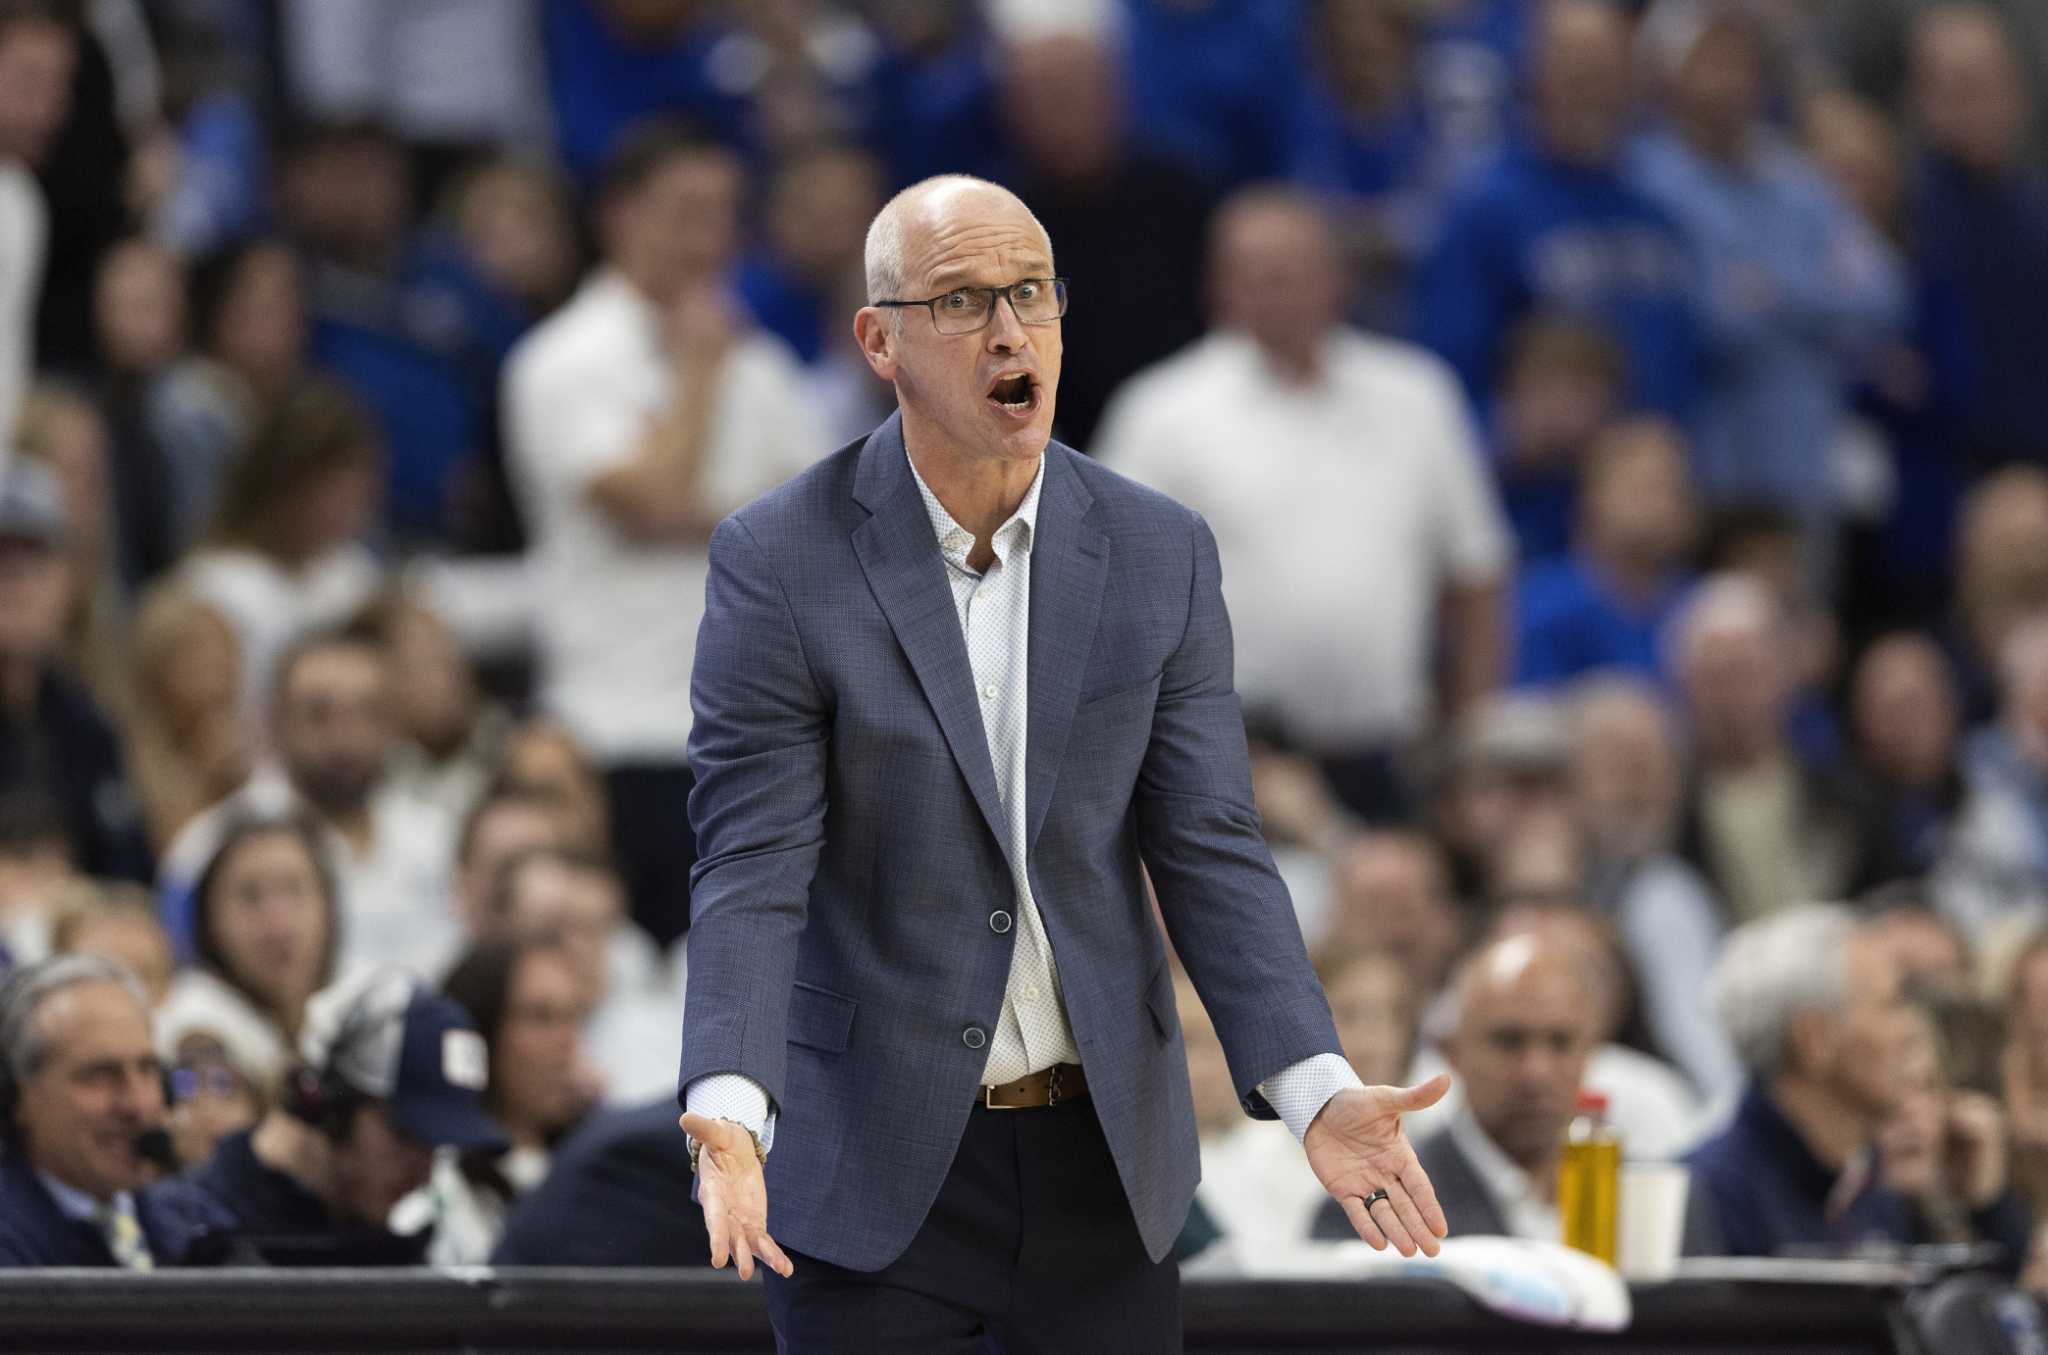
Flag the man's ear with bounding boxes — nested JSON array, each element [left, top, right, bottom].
[[853, 307, 897, 382]]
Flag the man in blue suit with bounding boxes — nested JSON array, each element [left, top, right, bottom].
[[677, 175, 1449, 1348]]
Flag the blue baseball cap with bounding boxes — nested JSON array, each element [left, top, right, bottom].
[[302, 970, 508, 1152]]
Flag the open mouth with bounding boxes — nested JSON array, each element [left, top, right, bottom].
[[986, 372, 1038, 416]]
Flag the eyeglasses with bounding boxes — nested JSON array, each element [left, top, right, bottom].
[[873, 277, 1069, 335]]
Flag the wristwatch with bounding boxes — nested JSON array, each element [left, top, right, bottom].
[[687, 1119, 769, 1174]]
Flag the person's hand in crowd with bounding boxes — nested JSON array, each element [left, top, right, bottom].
[[1945, 1090, 2010, 1209], [665, 282, 738, 375], [1304, 1074, 1453, 1256], [679, 1112, 792, 1280]]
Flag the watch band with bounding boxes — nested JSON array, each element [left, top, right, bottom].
[[687, 1119, 769, 1174]]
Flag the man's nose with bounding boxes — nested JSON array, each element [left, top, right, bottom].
[[984, 296, 1030, 352]]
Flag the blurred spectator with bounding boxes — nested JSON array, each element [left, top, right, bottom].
[[2004, 933, 2048, 1213], [488, 846, 679, 1104], [1321, 832, 1467, 1027], [141, 0, 269, 256], [1570, 675, 1740, 1101], [122, 581, 248, 853], [0, 0, 75, 441], [1325, 946, 1418, 1092], [1939, 617, 2048, 948], [1097, 187, 1510, 819], [1432, 693, 1575, 903], [0, 457, 150, 884], [451, 783, 564, 941], [0, 954, 231, 1267], [371, 588, 507, 825], [1863, 893, 1973, 996], [1630, 1, 1904, 572], [408, 935, 598, 1264], [991, 20, 1214, 451], [861, 0, 1001, 186], [1670, 574, 1896, 923], [186, 969, 506, 1266], [152, 238, 313, 552], [489, 1097, 710, 1266], [504, 121, 822, 947], [445, 154, 582, 322], [1950, 466, 2048, 723], [48, 881, 171, 1009], [180, 378, 384, 722], [1849, 633, 1966, 874], [0, 790, 70, 967], [734, 138, 893, 445], [498, 717, 612, 858], [1418, 0, 1698, 421], [1685, 904, 2006, 1259], [1910, 3, 2048, 473], [157, 626, 458, 979], [89, 236, 185, 591], [1116, 0, 1302, 189], [1513, 417, 1699, 688], [156, 816, 340, 1097], [14, 381, 129, 716], [1487, 315, 1628, 562]]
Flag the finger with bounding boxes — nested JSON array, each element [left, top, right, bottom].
[[1342, 1195, 1388, 1250], [1371, 1195, 1419, 1257], [679, 1112, 727, 1144], [1396, 1073, 1453, 1112], [733, 1234, 755, 1281], [705, 1209, 732, 1269], [1384, 1181, 1439, 1258], [755, 1229, 795, 1278], [1402, 1159, 1450, 1239]]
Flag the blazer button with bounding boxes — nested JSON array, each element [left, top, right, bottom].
[[962, 1026, 987, 1050], [989, 910, 1013, 933]]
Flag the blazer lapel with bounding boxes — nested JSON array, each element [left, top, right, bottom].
[[1024, 447, 1106, 854], [850, 415, 1012, 864]]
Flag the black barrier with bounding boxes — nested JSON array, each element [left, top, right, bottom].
[[0, 1270, 1960, 1355]]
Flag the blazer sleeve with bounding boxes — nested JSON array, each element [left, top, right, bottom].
[[677, 514, 831, 1110], [1133, 512, 1341, 1118]]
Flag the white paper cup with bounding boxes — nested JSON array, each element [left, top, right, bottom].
[[1617, 1163, 1690, 1281]]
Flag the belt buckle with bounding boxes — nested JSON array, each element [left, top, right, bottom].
[[982, 1083, 1019, 1110]]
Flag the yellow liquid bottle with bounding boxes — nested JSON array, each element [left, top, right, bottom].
[[1558, 1089, 1621, 1266]]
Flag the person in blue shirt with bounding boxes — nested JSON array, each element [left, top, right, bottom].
[[0, 954, 231, 1268], [1628, 4, 1903, 569], [1417, 0, 1699, 424], [1515, 416, 1698, 688]]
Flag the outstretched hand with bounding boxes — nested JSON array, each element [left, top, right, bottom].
[[679, 1112, 794, 1279], [1303, 1074, 1453, 1257]]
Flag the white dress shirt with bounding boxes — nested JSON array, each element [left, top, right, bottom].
[[1448, 1107, 1561, 1243], [687, 446, 1361, 1148]]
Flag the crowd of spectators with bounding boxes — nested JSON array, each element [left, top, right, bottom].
[[4, 0, 2048, 1285]]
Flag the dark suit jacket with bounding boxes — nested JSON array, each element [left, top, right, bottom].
[[0, 1151, 230, 1267], [493, 1100, 712, 1267], [681, 414, 1340, 1270]]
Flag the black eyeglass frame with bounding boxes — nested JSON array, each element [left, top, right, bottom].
[[871, 277, 1070, 334]]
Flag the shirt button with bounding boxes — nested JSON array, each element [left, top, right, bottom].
[[962, 1026, 987, 1050], [1024, 984, 1041, 1002], [989, 910, 1012, 933], [981, 683, 998, 700]]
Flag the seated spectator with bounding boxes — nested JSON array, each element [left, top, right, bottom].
[[48, 881, 172, 1008], [498, 717, 612, 858], [163, 1034, 261, 1180], [487, 847, 677, 1104], [122, 581, 248, 853], [406, 936, 599, 1265], [1312, 931, 1715, 1249], [1513, 417, 1700, 688], [1432, 693, 1575, 902], [1485, 316, 1628, 563], [1097, 184, 1510, 821], [503, 119, 823, 948], [156, 816, 339, 1095], [372, 588, 507, 825], [1320, 832, 1468, 1033], [14, 382, 129, 715], [1570, 675, 1741, 1102], [179, 377, 384, 725], [157, 625, 458, 977], [186, 968, 506, 1266], [1850, 633, 1966, 874], [1416, 0, 1697, 422], [1949, 466, 2048, 724], [0, 790, 74, 968], [89, 236, 187, 591], [1671, 575, 1896, 923], [490, 1099, 710, 1267], [450, 783, 564, 941], [1687, 904, 2023, 1260], [0, 458, 150, 885], [0, 954, 232, 1267]]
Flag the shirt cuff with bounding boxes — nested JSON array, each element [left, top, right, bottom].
[[1258, 1053, 1364, 1143], [684, 1073, 778, 1153]]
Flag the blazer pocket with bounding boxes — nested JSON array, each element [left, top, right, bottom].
[[787, 981, 856, 1054], [1143, 959, 1176, 1045]]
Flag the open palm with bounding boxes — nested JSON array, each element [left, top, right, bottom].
[[1303, 1075, 1452, 1256]]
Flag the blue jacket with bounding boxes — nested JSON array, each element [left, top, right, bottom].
[[185, 1129, 428, 1266], [0, 1152, 232, 1267], [492, 1100, 710, 1267], [680, 414, 1341, 1271]]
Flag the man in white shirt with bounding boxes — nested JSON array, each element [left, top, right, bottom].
[[503, 121, 824, 950], [1095, 187, 1511, 820], [0, 3, 75, 443]]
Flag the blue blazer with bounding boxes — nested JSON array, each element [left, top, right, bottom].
[[680, 413, 1341, 1271], [0, 1151, 232, 1267]]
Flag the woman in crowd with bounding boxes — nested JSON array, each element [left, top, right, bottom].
[[123, 580, 248, 851]]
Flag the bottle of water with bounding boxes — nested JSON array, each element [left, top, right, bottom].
[[1558, 1089, 1621, 1265]]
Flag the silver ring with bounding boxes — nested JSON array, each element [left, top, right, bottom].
[[1362, 1188, 1390, 1210]]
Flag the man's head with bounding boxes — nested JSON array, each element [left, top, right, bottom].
[[1913, 3, 2032, 179], [1323, 949, 1417, 1088], [764, 140, 884, 288], [597, 119, 744, 304], [1443, 933, 1601, 1172], [1531, 0, 1637, 169], [1713, 904, 1912, 1128], [1570, 674, 1685, 860], [278, 120, 412, 273], [0, 2, 74, 167], [489, 848, 626, 1007], [1578, 417, 1697, 574], [271, 628, 394, 821], [856, 175, 1063, 467], [94, 238, 187, 376], [1646, 3, 1770, 154], [1207, 188, 1347, 376], [1441, 694, 1576, 867], [1328, 831, 1464, 998], [1958, 466, 2048, 671], [998, 28, 1127, 185], [1850, 632, 1959, 792], [1669, 572, 1793, 769], [455, 785, 564, 933], [0, 458, 72, 667], [1997, 615, 2048, 769], [0, 955, 164, 1201]]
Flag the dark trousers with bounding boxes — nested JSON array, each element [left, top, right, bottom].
[[602, 761, 698, 949], [761, 1098, 1180, 1353]]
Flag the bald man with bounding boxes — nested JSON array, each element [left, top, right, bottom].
[[678, 174, 1447, 1348]]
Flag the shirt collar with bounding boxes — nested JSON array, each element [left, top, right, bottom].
[[1448, 1106, 1543, 1216], [36, 1169, 132, 1225], [905, 446, 1044, 574]]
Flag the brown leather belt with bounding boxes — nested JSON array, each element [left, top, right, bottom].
[[979, 1062, 1088, 1110]]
